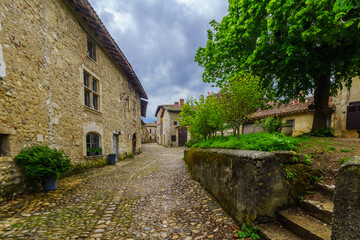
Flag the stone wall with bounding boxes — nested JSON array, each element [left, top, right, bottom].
[[163, 111, 180, 147], [0, 0, 144, 203], [184, 148, 317, 224], [332, 157, 360, 239]]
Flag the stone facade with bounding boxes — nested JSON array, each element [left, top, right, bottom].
[[155, 100, 184, 147], [145, 123, 157, 141], [333, 77, 360, 138], [0, 0, 147, 203]]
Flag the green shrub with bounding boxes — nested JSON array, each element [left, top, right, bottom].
[[298, 127, 335, 137], [192, 132, 299, 152], [236, 223, 260, 239], [15, 145, 71, 180], [255, 116, 281, 133]]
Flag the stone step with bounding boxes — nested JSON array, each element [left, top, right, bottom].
[[314, 183, 335, 199], [278, 207, 331, 240], [300, 199, 333, 225], [258, 221, 304, 240]]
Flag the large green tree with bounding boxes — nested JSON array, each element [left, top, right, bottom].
[[195, 0, 360, 131]]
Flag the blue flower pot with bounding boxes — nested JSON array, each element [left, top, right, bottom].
[[42, 175, 58, 191], [108, 154, 116, 165]]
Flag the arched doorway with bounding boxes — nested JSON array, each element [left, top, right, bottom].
[[132, 133, 136, 155]]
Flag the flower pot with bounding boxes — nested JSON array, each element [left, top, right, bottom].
[[42, 175, 58, 191], [108, 154, 116, 165], [281, 124, 293, 136]]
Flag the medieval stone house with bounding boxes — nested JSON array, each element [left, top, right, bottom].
[[145, 123, 157, 142], [155, 99, 188, 147], [0, 0, 147, 202]]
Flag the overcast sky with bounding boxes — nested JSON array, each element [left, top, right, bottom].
[[88, 0, 229, 123]]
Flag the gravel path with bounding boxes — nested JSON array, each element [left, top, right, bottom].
[[0, 143, 237, 239]]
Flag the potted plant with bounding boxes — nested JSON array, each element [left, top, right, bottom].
[[87, 148, 95, 156], [15, 145, 71, 191], [95, 147, 103, 155]]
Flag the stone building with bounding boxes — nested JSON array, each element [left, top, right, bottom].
[[333, 77, 360, 138], [243, 97, 326, 136], [0, 0, 148, 202], [145, 123, 157, 142], [155, 99, 188, 147]]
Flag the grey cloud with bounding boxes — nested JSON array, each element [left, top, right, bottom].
[[89, 0, 228, 122]]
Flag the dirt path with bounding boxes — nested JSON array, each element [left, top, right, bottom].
[[0, 143, 237, 239]]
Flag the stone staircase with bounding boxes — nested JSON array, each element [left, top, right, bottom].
[[259, 182, 335, 240]]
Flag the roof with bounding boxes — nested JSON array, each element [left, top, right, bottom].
[[249, 97, 315, 121], [155, 104, 182, 117], [67, 0, 148, 99]]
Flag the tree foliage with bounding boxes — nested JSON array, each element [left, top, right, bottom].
[[195, 0, 360, 131], [220, 72, 263, 137], [334, 0, 360, 26]]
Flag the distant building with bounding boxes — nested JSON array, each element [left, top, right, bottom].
[[145, 123, 157, 141], [155, 99, 188, 147]]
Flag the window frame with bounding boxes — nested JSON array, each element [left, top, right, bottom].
[[86, 133, 100, 150], [171, 135, 176, 142], [83, 70, 101, 112], [286, 119, 295, 129], [87, 38, 97, 61]]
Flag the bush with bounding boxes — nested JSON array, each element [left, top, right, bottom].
[[298, 127, 335, 137], [15, 145, 71, 180], [255, 116, 281, 133], [192, 132, 299, 152]]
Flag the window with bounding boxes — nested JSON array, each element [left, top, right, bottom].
[[174, 121, 178, 126], [84, 71, 100, 111], [86, 133, 99, 150], [286, 119, 295, 129], [87, 39, 96, 61], [128, 82, 132, 91], [149, 129, 152, 134], [171, 135, 176, 142]]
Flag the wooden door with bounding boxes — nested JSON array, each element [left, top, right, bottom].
[[178, 128, 188, 147]]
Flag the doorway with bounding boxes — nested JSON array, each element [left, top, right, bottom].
[[178, 128, 188, 147], [132, 133, 136, 155], [113, 134, 119, 159]]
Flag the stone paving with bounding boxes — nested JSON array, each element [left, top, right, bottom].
[[0, 143, 238, 239]]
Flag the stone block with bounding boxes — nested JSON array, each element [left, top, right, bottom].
[[332, 157, 360, 240], [184, 148, 313, 224]]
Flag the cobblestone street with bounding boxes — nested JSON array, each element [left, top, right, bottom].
[[0, 144, 237, 240]]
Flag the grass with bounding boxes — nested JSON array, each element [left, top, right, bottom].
[[339, 157, 351, 165], [191, 132, 299, 152], [340, 148, 351, 152]]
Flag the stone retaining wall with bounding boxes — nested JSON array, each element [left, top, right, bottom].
[[184, 148, 317, 224], [332, 157, 360, 239]]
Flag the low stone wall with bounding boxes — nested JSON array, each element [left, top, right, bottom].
[[184, 148, 317, 224], [0, 157, 38, 204], [332, 157, 360, 239]]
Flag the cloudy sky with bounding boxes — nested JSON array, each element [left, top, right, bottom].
[[88, 0, 229, 123]]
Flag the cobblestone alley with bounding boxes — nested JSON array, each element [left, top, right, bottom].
[[0, 143, 237, 239]]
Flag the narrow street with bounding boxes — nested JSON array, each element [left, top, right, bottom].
[[0, 144, 237, 240]]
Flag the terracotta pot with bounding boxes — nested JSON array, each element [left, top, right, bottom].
[[281, 124, 293, 136]]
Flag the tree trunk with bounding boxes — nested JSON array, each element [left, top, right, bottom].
[[311, 72, 331, 131]]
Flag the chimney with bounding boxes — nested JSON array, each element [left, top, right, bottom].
[[174, 102, 179, 106], [180, 99, 184, 107]]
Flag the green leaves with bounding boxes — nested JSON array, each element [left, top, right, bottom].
[[15, 145, 71, 180]]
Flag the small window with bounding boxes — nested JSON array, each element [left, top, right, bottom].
[[128, 82, 132, 91], [174, 121, 178, 126], [93, 95, 99, 110], [86, 133, 99, 150], [0, 134, 10, 156], [87, 40, 96, 61], [171, 135, 176, 142], [92, 79, 98, 92], [84, 90, 91, 107], [149, 129, 152, 134], [84, 73, 89, 87], [286, 119, 295, 129]]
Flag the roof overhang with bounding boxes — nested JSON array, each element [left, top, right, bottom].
[[141, 99, 148, 118], [66, 0, 148, 99]]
